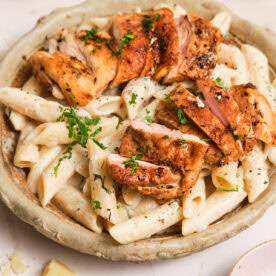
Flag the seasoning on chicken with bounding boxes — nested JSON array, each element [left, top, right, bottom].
[[168, 85, 242, 161], [29, 51, 95, 106], [107, 154, 182, 199], [152, 8, 179, 81], [110, 13, 148, 86], [164, 14, 224, 83], [197, 79, 256, 153], [230, 83, 275, 145], [48, 29, 118, 97], [156, 107, 223, 165], [120, 120, 208, 191]]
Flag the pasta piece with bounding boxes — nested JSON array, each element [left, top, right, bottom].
[[212, 161, 242, 190], [83, 96, 126, 118], [109, 200, 182, 244], [211, 64, 236, 88], [242, 142, 270, 203], [137, 99, 160, 123], [14, 122, 40, 168], [182, 187, 247, 235], [182, 174, 206, 219], [0, 88, 63, 122], [73, 145, 89, 177], [267, 146, 276, 165], [217, 43, 249, 85], [27, 145, 64, 193], [241, 44, 275, 110], [82, 177, 91, 198], [5, 108, 28, 131], [24, 116, 118, 147], [122, 185, 142, 208], [211, 12, 231, 37], [122, 77, 157, 120], [37, 145, 83, 206], [87, 140, 120, 224], [22, 75, 46, 96], [53, 185, 102, 233], [132, 196, 159, 216]]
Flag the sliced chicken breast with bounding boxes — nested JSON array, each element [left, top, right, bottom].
[[197, 79, 256, 153], [107, 154, 182, 199], [230, 83, 275, 145], [29, 51, 95, 106], [156, 107, 223, 165], [164, 14, 223, 83], [168, 85, 242, 161]]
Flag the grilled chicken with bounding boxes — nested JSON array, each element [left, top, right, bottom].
[[29, 51, 95, 106], [168, 85, 242, 161], [120, 120, 208, 191], [230, 83, 275, 145], [156, 107, 222, 165], [197, 79, 256, 153], [107, 154, 182, 199], [111, 13, 148, 86], [152, 8, 179, 81], [48, 29, 118, 98], [164, 14, 223, 83]]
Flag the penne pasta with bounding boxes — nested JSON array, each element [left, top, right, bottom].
[[109, 200, 182, 244], [182, 174, 206, 219], [242, 142, 270, 203], [182, 187, 247, 235], [122, 185, 142, 208], [53, 185, 103, 233], [211, 12, 231, 37], [27, 145, 64, 193]]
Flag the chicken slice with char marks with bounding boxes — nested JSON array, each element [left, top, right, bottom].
[[156, 107, 223, 165], [107, 154, 182, 199], [152, 8, 179, 81], [120, 120, 208, 191], [110, 13, 148, 86], [29, 51, 95, 106], [197, 79, 256, 153], [165, 14, 223, 83], [230, 83, 275, 146], [168, 85, 242, 161]]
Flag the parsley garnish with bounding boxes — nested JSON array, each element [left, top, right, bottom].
[[94, 174, 111, 194], [200, 138, 211, 141], [162, 135, 169, 139], [120, 31, 134, 49], [217, 186, 240, 192], [142, 14, 160, 32], [164, 94, 176, 104], [214, 77, 229, 91], [117, 204, 132, 218], [129, 93, 137, 104], [219, 152, 225, 158], [116, 120, 123, 130], [146, 145, 150, 153], [227, 124, 241, 140], [174, 36, 179, 40], [123, 152, 143, 176], [54, 147, 73, 177], [90, 200, 101, 210], [177, 109, 190, 125], [82, 28, 103, 42], [144, 109, 152, 123]]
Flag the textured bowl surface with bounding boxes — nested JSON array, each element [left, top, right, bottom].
[[0, 0, 275, 261]]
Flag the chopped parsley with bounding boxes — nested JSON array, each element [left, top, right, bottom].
[[164, 93, 176, 104], [94, 174, 111, 194], [177, 109, 191, 125], [54, 146, 73, 177], [219, 152, 225, 158], [144, 115, 152, 123], [129, 93, 137, 105], [186, 88, 195, 95], [146, 145, 150, 153], [123, 151, 143, 176], [142, 14, 160, 32], [214, 77, 229, 91], [81, 28, 103, 42], [227, 124, 241, 140], [174, 36, 179, 40], [116, 120, 123, 130], [162, 135, 169, 139], [90, 200, 101, 210], [54, 107, 103, 176], [197, 92, 205, 100], [117, 204, 132, 218], [200, 138, 211, 142], [179, 139, 187, 144], [120, 30, 135, 49], [217, 185, 240, 192]]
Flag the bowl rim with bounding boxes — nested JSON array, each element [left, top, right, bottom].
[[0, 0, 275, 261]]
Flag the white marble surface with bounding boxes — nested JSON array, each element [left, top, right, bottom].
[[0, 0, 275, 275]]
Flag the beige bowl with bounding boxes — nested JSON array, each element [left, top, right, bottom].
[[0, 0, 275, 261]]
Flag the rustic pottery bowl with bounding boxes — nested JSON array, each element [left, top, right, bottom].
[[0, 0, 275, 261]]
